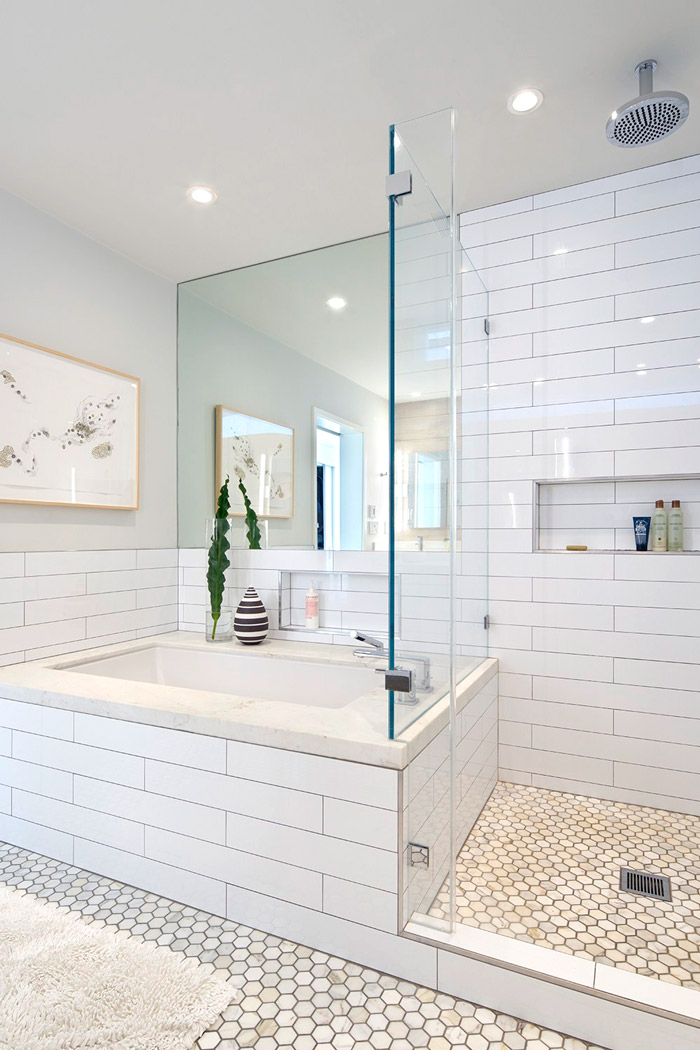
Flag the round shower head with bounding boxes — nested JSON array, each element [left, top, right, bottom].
[[606, 60, 689, 148]]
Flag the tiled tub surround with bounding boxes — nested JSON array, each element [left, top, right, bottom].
[[460, 151, 700, 812], [0, 548, 178, 666], [0, 843, 611, 1050], [402, 665, 498, 922], [0, 640, 406, 949]]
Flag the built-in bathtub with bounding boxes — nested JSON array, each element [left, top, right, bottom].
[[64, 643, 379, 709]]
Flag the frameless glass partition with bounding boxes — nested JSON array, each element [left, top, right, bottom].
[[389, 109, 489, 932]]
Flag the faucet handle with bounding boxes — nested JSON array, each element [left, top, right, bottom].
[[352, 630, 385, 650]]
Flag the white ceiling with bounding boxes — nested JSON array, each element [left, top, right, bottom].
[[185, 234, 388, 397], [1, 1, 700, 282]]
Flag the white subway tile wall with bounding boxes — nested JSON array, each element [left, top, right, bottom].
[[461, 152, 700, 812], [0, 550, 178, 664], [178, 548, 389, 643], [0, 698, 401, 935]]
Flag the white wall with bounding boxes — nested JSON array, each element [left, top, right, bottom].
[[177, 290, 389, 549], [460, 152, 700, 815], [0, 188, 177, 552]]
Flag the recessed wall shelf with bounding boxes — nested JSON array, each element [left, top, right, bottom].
[[277, 569, 392, 635], [533, 474, 700, 555]]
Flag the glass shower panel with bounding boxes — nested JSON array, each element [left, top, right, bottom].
[[388, 109, 458, 743], [389, 110, 489, 933]]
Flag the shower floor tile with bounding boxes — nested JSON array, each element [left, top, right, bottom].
[[0, 840, 608, 1050], [429, 782, 700, 990]]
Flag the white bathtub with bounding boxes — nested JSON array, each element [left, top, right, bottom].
[[62, 644, 380, 709]]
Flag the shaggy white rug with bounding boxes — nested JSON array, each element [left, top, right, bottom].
[[0, 883, 236, 1049]]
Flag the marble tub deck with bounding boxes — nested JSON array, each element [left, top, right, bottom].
[[0, 631, 497, 768]]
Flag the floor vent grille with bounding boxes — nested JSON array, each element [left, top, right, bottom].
[[620, 867, 671, 901]]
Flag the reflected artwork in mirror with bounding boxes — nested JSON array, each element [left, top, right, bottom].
[[216, 405, 294, 519]]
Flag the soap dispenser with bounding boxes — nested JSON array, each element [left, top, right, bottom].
[[651, 500, 668, 552], [305, 582, 320, 630]]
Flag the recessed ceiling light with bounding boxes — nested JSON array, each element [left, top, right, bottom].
[[552, 247, 568, 255], [640, 316, 655, 324], [187, 185, 217, 205], [326, 297, 347, 310], [507, 88, 544, 114], [411, 391, 421, 398]]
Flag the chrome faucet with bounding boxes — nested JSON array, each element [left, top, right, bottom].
[[352, 631, 386, 658], [351, 631, 431, 703]]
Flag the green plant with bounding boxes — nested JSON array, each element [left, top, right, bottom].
[[206, 476, 231, 639], [239, 477, 262, 549]]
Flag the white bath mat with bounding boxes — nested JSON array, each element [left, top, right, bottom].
[[0, 883, 235, 1049]]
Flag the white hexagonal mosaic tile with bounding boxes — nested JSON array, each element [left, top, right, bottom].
[[0, 841, 611, 1049], [429, 782, 700, 989]]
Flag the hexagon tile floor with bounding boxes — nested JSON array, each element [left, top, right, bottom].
[[0, 841, 609, 1050], [429, 782, 700, 989]]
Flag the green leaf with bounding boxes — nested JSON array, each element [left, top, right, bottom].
[[206, 476, 231, 639], [238, 478, 262, 550]]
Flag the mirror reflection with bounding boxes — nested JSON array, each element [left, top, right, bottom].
[[178, 233, 390, 551], [177, 231, 451, 551]]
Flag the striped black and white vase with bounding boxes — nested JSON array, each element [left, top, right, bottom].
[[233, 586, 269, 645]]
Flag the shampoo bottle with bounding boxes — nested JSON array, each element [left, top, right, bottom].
[[668, 500, 684, 552], [651, 500, 668, 552], [305, 583, 320, 629]]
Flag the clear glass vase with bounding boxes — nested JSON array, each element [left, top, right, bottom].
[[204, 516, 233, 643], [205, 606, 233, 643]]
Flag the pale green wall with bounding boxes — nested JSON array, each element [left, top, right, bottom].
[[0, 187, 176, 552]]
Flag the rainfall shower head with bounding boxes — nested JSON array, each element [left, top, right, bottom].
[[606, 59, 689, 148]]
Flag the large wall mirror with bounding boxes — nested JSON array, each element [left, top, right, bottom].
[[177, 234, 391, 550]]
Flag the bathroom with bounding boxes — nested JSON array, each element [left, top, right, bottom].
[[0, 3, 699, 1048]]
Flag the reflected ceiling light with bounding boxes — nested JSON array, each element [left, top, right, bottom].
[[326, 296, 347, 310], [507, 88, 544, 114], [552, 247, 568, 255], [640, 315, 655, 323], [187, 185, 217, 204], [636, 362, 646, 368], [410, 391, 421, 398]]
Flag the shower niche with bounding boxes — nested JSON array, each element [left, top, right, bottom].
[[534, 474, 700, 553]]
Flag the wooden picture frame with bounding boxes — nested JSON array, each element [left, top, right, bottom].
[[216, 405, 294, 519], [0, 332, 140, 510]]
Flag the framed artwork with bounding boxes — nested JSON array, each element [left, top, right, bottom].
[[0, 332, 140, 509], [216, 405, 294, 518]]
